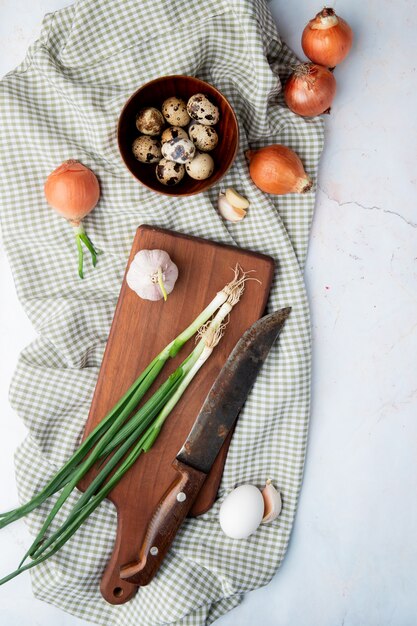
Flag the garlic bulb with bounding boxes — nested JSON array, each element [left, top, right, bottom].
[[127, 249, 178, 302], [218, 193, 246, 222], [261, 478, 282, 523]]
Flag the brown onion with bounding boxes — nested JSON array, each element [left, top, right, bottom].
[[246, 145, 312, 195], [44, 160, 100, 278], [302, 7, 353, 68], [44, 160, 100, 225], [284, 63, 336, 117]]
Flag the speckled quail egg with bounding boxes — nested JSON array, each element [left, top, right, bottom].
[[187, 94, 219, 126], [185, 151, 214, 180], [135, 107, 165, 136], [161, 137, 196, 164], [161, 97, 190, 127], [132, 136, 162, 164], [155, 158, 185, 186], [161, 126, 189, 144], [188, 122, 218, 152]]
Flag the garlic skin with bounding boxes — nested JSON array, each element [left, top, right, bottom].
[[218, 193, 246, 222], [261, 478, 282, 523], [127, 249, 178, 301]]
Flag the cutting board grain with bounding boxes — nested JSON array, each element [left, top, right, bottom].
[[78, 225, 274, 604]]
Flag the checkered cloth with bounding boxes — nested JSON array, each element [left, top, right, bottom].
[[0, 0, 324, 623]]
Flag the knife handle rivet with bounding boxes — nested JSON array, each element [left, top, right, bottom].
[[150, 546, 159, 556], [177, 492, 187, 502]]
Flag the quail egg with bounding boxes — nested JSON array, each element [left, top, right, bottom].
[[161, 126, 189, 144], [135, 107, 165, 136], [161, 137, 196, 164], [187, 94, 219, 126], [188, 122, 218, 152], [132, 136, 162, 164], [155, 158, 185, 186], [161, 97, 190, 127], [185, 151, 214, 180]]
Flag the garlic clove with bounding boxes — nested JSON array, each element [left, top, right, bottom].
[[261, 478, 282, 523], [225, 188, 250, 210], [218, 193, 246, 222]]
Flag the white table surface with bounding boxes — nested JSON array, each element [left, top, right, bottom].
[[1, 1, 416, 625]]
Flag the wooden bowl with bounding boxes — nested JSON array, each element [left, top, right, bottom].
[[117, 75, 239, 196]]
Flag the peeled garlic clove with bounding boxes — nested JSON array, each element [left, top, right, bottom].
[[261, 478, 282, 523], [225, 188, 250, 210], [218, 193, 246, 222]]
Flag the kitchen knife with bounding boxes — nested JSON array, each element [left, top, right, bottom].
[[120, 307, 291, 586]]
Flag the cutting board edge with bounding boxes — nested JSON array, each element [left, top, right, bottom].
[[137, 224, 276, 268]]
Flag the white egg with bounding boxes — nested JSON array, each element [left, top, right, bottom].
[[219, 484, 264, 539]]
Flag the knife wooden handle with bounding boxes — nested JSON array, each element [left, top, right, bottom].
[[119, 459, 206, 586]]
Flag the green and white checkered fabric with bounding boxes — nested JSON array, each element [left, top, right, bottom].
[[0, 0, 324, 624]]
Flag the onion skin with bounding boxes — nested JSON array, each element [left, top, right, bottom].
[[302, 7, 353, 68], [284, 63, 336, 118], [246, 145, 312, 195], [44, 160, 100, 225]]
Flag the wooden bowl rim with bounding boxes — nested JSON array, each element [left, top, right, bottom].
[[117, 75, 239, 197]]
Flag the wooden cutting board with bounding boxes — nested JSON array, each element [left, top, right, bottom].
[[78, 225, 274, 604]]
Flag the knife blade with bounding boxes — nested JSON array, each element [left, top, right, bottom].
[[120, 307, 291, 586]]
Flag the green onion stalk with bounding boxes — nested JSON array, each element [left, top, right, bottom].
[[25, 308, 229, 569], [0, 267, 243, 532], [74, 223, 98, 279], [0, 268, 249, 585], [27, 299, 235, 564]]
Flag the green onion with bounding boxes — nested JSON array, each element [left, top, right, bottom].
[[0, 354, 161, 528], [142, 301, 233, 450], [23, 298, 235, 567], [0, 270, 243, 530], [21, 367, 184, 564], [0, 266, 250, 585], [0, 432, 150, 586]]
